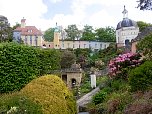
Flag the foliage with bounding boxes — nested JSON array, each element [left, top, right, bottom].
[[20, 75, 77, 114], [80, 25, 95, 41], [95, 26, 116, 42], [0, 43, 60, 93], [137, 0, 152, 10], [128, 61, 152, 92], [37, 48, 61, 75], [0, 92, 42, 114], [79, 73, 92, 95], [65, 24, 80, 40], [137, 21, 152, 31], [108, 52, 142, 79], [137, 33, 152, 60], [75, 48, 91, 68], [60, 50, 76, 68], [98, 43, 117, 65], [43, 28, 54, 42], [92, 90, 108, 105], [0, 21, 13, 42]]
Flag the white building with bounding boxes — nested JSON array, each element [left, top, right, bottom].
[[116, 6, 139, 47]]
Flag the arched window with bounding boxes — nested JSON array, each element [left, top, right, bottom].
[[71, 78, 76, 88]]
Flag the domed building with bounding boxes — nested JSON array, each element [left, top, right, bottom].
[[116, 6, 139, 48]]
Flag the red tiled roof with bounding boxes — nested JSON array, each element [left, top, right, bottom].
[[14, 26, 42, 36]]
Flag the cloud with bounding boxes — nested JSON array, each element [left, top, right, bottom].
[[49, 0, 63, 3], [0, 0, 47, 29], [1, 0, 152, 31]]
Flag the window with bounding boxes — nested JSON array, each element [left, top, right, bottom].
[[25, 36, 27, 44], [104, 44, 106, 48], [100, 44, 102, 49], [35, 36, 38, 46], [30, 36, 32, 45], [67, 43, 69, 48], [89, 44, 91, 48], [95, 44, 97, 48], [84, 44, 86, 48]]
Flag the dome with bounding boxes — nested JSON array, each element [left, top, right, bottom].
[[116, 18, 138, 30]]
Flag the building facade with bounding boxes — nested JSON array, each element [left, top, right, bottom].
[[116, 6, 139, 48], [43, 24, 111, 50], [13, 18, 43, 46]]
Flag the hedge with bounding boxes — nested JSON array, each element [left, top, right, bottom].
[[20, 75, 77, 114], [0, 42, 60, 93]]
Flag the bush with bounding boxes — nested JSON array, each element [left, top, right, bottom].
[[108, 52, 142, 79], [0, 92, 42, 114], [92, 90, 107, 105], [128, 61, 152, 92], [20, 75, 77, 114], [0, 43, 60, 93]]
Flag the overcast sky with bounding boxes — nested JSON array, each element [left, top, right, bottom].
[[0, 0, 152, 31]]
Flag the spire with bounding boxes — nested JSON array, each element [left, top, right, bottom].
[[122, 5, 128, 19]]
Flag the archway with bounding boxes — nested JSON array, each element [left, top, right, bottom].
[[125, 39, 130, 47], [71, 78, 76, 88]]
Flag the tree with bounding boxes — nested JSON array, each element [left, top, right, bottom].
[[0, 22, 13, 42], [137, 21, 152, 31], [137, 0, 152, 10], [80, 25, 95, 41], [137, 34, 152, 60], [60, 50, 76, 68], [65, 24, 80, 40], [12, 22, 21, 30], [95, 26, 116, 42], [43, 28, 54, 42]]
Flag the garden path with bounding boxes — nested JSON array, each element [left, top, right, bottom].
[[77, 86, 100, 107]]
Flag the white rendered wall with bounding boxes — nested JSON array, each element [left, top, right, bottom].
[[90, 74, 96, 88]]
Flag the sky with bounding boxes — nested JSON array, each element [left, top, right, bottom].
[[0, 0, 152, 31]]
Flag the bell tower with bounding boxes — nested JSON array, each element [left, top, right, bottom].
[[53, 22, 60, 49]]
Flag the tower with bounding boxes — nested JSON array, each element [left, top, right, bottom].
[[21, 17, 26, 28], [116, 6, 139, 48], [53, 22, 60, 49]]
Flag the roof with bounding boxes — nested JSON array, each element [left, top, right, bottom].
[[116, 18, 138, 30], [132, 26, 152, 42], [14, 26, 42, 36]]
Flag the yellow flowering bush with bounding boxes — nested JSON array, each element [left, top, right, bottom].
[[21, 75, 77, 114]]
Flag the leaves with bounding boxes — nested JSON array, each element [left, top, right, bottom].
[[95, 26, 116, 42], [43, 28, 54, 42], [65, 24, 80, 40], [0, 43, 61, 93]]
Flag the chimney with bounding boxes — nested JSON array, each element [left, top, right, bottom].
[[21, 17, 26, 28]]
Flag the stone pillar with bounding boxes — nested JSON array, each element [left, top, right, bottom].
[[90, 74, 96, 88]]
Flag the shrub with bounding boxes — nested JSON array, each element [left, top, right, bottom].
[[108, 52, 142, 79], [92, 90, 107, 105], [128, 61, 152, 92], [20, 75, 77, 114], [0, 92, 42, 114], [0, 43, 60, 93]]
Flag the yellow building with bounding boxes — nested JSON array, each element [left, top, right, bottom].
[[13, 18, 43, 46]]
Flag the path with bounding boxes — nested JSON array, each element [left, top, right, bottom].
[[77, 86, 100, 107]]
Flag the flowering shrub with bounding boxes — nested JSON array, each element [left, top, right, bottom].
[[108, 53, 142, 79]]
